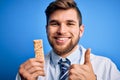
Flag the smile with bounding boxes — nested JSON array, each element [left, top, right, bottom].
[[54, 37, 71, 44]]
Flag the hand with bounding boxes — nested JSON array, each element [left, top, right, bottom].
[[19, 58, 45, 80], [68, 48, 96, 80]]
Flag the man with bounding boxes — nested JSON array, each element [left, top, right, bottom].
[[16, 0, 120, 80]]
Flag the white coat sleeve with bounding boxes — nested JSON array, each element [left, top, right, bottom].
[[15, 73, 21, 80]]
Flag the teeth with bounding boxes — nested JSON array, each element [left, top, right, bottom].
[[57, 38, 66, 40]]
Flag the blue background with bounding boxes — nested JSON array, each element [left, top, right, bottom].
[[0, 0, 120, 79]]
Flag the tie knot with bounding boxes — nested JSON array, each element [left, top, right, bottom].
[[58, 58, 71, 70], [58, 58, 71, 66]]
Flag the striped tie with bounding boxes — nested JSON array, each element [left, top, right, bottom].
[[58, 58, 71, 80]]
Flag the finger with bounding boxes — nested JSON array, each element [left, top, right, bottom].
[[32, 70, 45, 78], [69, 64, 87, 78], [19, 64, 45, 79], [25, 62, 44, 70], [27, 66, 44, 74], [68, 71, 85, 80], [24, 58, 44, 70], [23, 58, 44, 67], [19, 66, 32, 80], [68, 74, 76, 80], [84, 48, 91, 65]]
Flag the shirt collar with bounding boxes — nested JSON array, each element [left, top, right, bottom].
[[50, 45, 82, 66], [51, 50, 61, 66], [67, 45, 81, 64]]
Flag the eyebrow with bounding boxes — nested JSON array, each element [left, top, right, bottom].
[[66, 20, 76, 23], [49, 20, 58, 23], [49, 20, 76, 23]]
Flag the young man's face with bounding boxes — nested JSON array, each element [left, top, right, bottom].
[[46, 9, 84, 57]]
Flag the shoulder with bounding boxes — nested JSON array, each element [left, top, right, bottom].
[[80, 45, 115, 67], [90, 53, 120, 80], [90, 53, 113, 66], [91, 53, 111, 62], [90, 52, 120, 75], [80, 45, 113, 64]]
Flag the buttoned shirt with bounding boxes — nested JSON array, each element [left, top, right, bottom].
[[16, 45, 120, 80]]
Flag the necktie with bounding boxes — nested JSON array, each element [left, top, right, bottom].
[[58, 58, 71, 80]]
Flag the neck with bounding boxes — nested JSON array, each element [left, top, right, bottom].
[[59, 45, 79, 58]]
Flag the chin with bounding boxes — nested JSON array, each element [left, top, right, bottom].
[[53, 44, 72, 55]]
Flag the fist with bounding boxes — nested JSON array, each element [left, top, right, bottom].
[[19, 58, 45, 80]]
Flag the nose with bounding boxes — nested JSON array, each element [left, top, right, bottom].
[[57, 24, 67, 34]]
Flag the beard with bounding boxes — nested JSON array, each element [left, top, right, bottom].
[[47, 34, 80, 55]]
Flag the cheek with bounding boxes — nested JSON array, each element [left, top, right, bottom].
[[47, 27, 56, 36], [71, 28, 80, 36]]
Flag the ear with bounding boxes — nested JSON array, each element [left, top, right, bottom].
[[79, 25, 84, 38]]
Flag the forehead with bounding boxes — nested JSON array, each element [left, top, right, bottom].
[[49, 9, 79, 22]]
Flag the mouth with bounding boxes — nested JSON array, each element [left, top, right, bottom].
[[54, 37, 71, 45]]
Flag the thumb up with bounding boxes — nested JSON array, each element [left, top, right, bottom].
[[68, 48, 96, 80]]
